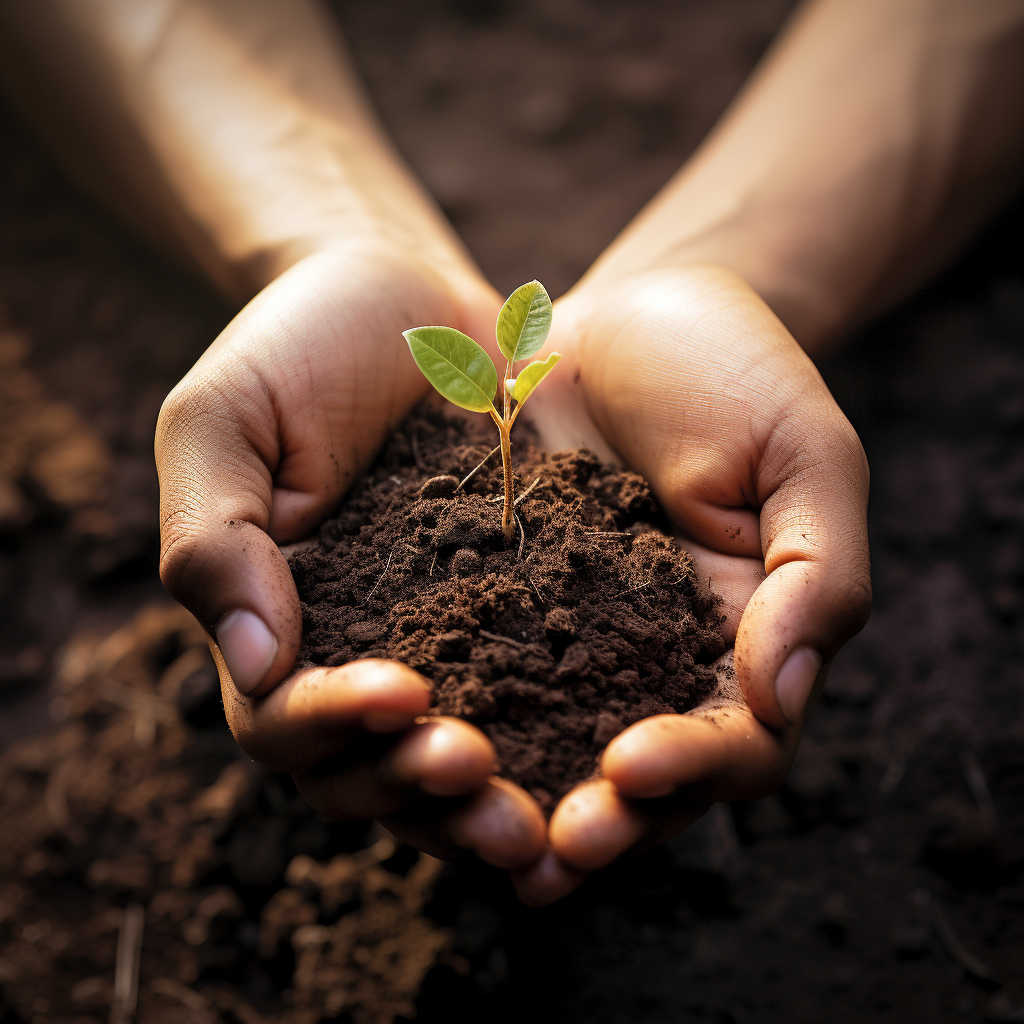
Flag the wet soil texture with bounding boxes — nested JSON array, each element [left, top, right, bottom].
[[290, 407, 724, 811]]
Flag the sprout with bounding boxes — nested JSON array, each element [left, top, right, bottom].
[[404, 280, 562, 542]]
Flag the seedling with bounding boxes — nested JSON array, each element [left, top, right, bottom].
[[404, 280, 561, 542]]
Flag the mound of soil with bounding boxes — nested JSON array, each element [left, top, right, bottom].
[[289, 406, 725, 811]]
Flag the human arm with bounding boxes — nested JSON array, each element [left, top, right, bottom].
[[574, 0, 1024, 354], [0, 0, 548, 867], [512, 0, 1024, 902]]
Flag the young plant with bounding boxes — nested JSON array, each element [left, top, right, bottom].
[[404, 280, 561, 542]]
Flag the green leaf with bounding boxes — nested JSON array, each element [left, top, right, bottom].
[[404, 326, 498, 414], [512, 351, 562, 406], [496, 280, 552, 363]]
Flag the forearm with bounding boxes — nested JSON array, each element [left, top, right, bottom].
[[0, 0, 480, 301], [576, 0, 1024, 352]]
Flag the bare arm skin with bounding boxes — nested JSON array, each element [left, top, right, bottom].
[[0, 0, 486, 302], [2, 0, 1021, 906], [572, 0, 1024, 353]]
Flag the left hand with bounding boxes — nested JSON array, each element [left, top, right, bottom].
[[509, 265, 871, 905]]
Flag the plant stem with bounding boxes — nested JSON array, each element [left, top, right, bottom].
[[491, 359, 515, 542], [499, 420, 514, 541]]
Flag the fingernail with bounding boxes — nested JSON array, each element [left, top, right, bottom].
[[215, 609, 278, 695], [774, 647, 822, 724]]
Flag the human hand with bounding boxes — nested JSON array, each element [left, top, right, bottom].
[[156, 240, 547, 871], [509, 265, 871, 904]]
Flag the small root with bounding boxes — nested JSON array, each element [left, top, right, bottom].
[[514, 477, 541, 506], [525, 573, 546, 609], [364, 548, 394, 604], [616, 578, 652, 598], [456, 445, 500, 492], [479, 629, 527, 649], [516, 513, 526, 560], [429, 550, 438, 576]]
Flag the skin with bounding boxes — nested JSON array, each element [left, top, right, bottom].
[[2, 0, 1021, 904]]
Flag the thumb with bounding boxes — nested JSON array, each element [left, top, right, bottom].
[[156, 366, 302, 697], [735, 396, 871, 729]]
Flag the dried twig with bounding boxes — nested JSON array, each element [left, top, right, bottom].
[[364, 549, 394, 604], [110, 902, 144, 1024], [514, 477, 541, 506], [879, 759, 906, 795], [479, 629, 527, 649], [585, 531, 632, 538], [960, 750, 995, 810], [929, 896, 997, 982], [456, 445, 501, 492], [616, 579, 652, 598]]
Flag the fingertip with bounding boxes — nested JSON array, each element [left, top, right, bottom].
[[549, 779, 644, 871], [389, 718, 496, 796], [336, 658, 434, 720], [774, 646, 822, 725], [601, 715, 689, 797], [448, 777, 547, 869], [215, 609, 279, 695], [510, 848, 587, 907]]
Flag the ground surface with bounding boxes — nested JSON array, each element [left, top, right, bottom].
[[0, 1, 1022, 1022]]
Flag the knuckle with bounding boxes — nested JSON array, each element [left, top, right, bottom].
[[844, 567, 873, 632], [158, 522, 200, 594]]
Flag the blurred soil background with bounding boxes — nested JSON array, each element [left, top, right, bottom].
[[0, 0, 1022, 1021]]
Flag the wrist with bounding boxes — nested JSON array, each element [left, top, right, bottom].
[[571, 206, 848, 354]]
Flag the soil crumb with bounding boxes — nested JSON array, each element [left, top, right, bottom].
[[291, 405, 726, 811]]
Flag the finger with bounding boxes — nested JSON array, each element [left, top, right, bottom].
[[600, 708, 796, 802], [291, 718, 494, 820], [510, 848, 588, 907], [382, 776, 547, 870], [547, 780, 642, 871], [158, 355, 297, 697], [224, 659, 433, 771], [389, 717, 497, 796], [736, 399, 870, 728], [548, 778, 708, 871], [448, 777, 548, 869]]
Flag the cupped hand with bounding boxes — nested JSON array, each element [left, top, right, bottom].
[[510, 265, 871, 905], [155, 240, 546, 871]]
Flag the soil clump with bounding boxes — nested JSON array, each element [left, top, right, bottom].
[[290, 406, 726, 811]]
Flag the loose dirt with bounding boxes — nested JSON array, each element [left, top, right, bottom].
[[2, 0, 1023, 1021], [290, 406, 725, 811], [0, 605, 452, 1024]]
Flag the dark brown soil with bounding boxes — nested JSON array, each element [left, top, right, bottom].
[[290, 407, 724, 811], [0, 606, 451, 1024], [2, 1, 1024, 1022]]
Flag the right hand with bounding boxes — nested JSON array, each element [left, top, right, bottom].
[[155, 239, 547, 869]]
